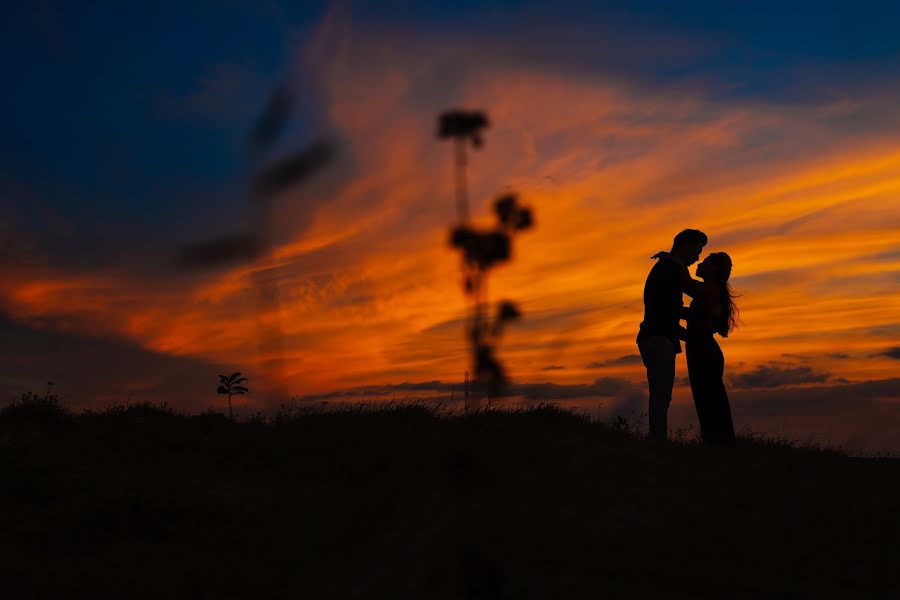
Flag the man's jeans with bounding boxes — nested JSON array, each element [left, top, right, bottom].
[[638, 335, 676, 440]]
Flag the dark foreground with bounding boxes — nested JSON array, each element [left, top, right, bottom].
[[1, 398, 897, 599]]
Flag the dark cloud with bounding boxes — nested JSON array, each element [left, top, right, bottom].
[[0, 312, 232, 412], [293, 376, 638, 404], [585, 354, 643, 369], [869, 324, 900, 337], [377, 2, 900, 110], [852, 249, 900, 263], [332, 293, 376, 309], [810, 271, 900, 298], [781, 353, 813, 361], [727, 267, 806, 290], [419, 316, 468, 336], [718, 207, 846, 251], [782, 352, 850, 361], [875, 347, 900, 360], [176, 234, 264, 270], [504, 305, 599, 334], [295, 381, 456, 403], [541, 365, 565, 371], [420, 306, 597, 340], [728, 362, 830, 389], [252, 138, 338, 198], [515, 377, 635, 400], [732, 378, 900, 417]]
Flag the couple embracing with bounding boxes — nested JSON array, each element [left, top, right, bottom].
[[636, 229, 740, 444]]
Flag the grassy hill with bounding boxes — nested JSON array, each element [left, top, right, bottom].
[[1, 395, 897, 599]]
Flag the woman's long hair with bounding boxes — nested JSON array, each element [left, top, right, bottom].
[[711, 252, 740, 337]]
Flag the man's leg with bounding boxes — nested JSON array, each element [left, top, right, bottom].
[[638, 336, 676, 440]]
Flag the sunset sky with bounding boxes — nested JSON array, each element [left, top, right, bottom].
[[2, 1, 898, 452]]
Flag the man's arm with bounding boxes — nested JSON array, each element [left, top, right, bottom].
[[675, 264, 702, 298], [652, 251, 702, 298]]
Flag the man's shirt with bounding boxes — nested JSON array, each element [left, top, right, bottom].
[[636, 257, 687, 354]]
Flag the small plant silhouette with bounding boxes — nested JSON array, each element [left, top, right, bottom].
[[438, 110, 534, 400], [217, 372, 249, 420]]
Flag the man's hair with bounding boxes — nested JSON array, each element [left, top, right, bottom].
[[672, 229, 708, 249]]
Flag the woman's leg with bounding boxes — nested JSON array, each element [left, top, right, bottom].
[[686, 340, 714, 441], [707, 341, 735, 444]]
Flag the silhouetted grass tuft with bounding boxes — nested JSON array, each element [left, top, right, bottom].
[[0, 392, 71, 426], [84, 401, 179, 422]]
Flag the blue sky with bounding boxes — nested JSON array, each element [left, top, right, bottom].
[[4, 1, 900, 244]]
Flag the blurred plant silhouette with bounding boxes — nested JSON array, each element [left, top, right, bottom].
[[438, 110, 489, 223], [218, 372, 249, 420], [175, 83, 337, 405], [438, 110, 534, 400], [176, 85, 336, 270]]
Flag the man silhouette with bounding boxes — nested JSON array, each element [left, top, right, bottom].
[[636, 229, 707, 440]]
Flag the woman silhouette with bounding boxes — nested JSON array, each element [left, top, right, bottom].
[[680, 252, 739, 444]]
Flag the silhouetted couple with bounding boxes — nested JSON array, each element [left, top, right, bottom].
[[636, 229, 739, 444]]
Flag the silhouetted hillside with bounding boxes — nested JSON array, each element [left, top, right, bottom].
[[1, 396, 897, 598]]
